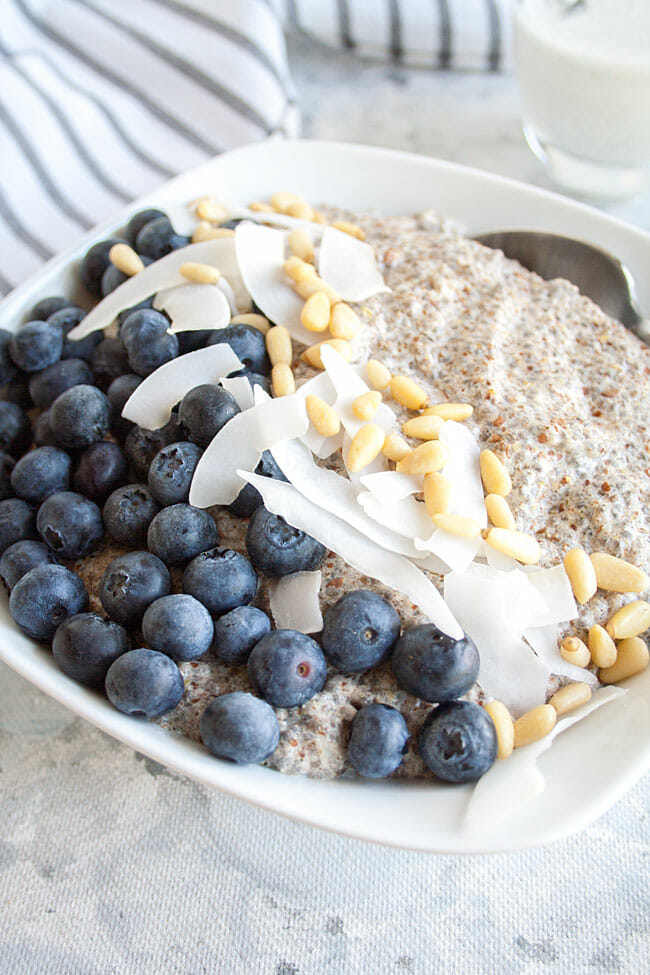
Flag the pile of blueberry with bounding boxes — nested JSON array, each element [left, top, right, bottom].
[[0, 207, 497, 784]]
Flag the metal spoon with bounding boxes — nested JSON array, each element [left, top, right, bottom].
[[475, 230, 649, 344]]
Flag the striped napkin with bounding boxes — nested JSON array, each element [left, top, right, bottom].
[[0, 0, 511, 297]]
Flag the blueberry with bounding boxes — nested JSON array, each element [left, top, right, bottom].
[[125, 208, 167, 246], [142, 594, 214, 661], [50, 384, 111, 449], [33, 410, 57, 446], [9, 563, 88, 640], [30, 295, 69, 320], [136, 216, 185, 261], [100, 550, 171, 627], [107, 373, 141, 438], [0, 539, 56, 589], [121, 308, 178, 377], [28, 358, 94, 409], [321, 590, 401, 673], [103, 483, 160, 546], [200, 692, 279, 764], [37, 491, 103, 560], [0, 401, 31, 457], [245, 507, 326, 577], [419, 701, 497, 783], [52, 612, 129, 688], [391, 624, 480, 703], [91, 337, 131, 388], [229, 450, 286, 519], [11, 447, 72, 504], [247, 629, 327, 708], [176, 330, 211, 355], [147, 503, 218, 565], [124, 416, 183, 480], [81, 238, 126, 298], [101, 263, 128, 297], [182, 547, 257, 618], [207, 324, 270, 375], [73, 442, 128, 501], [105, 648, 183, 719], [211, 605, 271, 665], [0, 328, 18, 385], [47, 306, 100, 361], [0, 451, 15, 500], [348, 703, 409, 778], [9, 320, 63, 372], [0, 377, 32, 410], [0, 498, 36, 554], [179, 383, 240, 447], [117, 297, 155, 328], [147, 440, 202, 506]]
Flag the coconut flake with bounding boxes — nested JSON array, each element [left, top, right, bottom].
[[318, 226, 389, 301], [359, 470, 422, 505], [269, 571, 323, 633], [219, 375, 255, 411], [240, 471, 463, 639], [153, 282, 231, 333], [440, 421, 486, 525], [189, 393, 309, 507], [523, 564, 577, 626], [357, 492, 433, 543], [217, 276, 238, 315], [523, 624, 598, 685], [121, 342, 242, 429], [321, 344, 396, 437]]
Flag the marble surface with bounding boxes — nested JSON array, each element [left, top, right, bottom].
[[1, 36, 649, 975]]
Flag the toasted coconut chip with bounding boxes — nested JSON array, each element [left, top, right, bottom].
[[464, 686, 626, 831], [234, 221, 316, 345], [240, 472, 463, 639], [359, 470, 422, 505], [219, 375, 255, 411], [269, 571, 323, 633], [523, 624, 598, 685], [439, 421, 486, 526], [318, 226, 389, 301], [189, 393, 309, 507], [153, 283, 231, 333], [122, 342, 242, 429], [321, 345, 396, 437]]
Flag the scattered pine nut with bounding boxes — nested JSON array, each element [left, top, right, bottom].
[[295, 276, 340, 304], [549, 682, 592, 716], [301, 339, 352, 370], [329, 302, 361, 340], [382, 432, 411, 463], [590, 553, 650, 594], [513, 704, 557, 748], [305, 395, 340, 438], [366, 359, 392, 390], [332, 220, 365, 240], [396, 441, 449, 475], [287, 200, 314, 221], [271, 363, 295, 397], [266, 325, 292, 366], [563, 548, 597, 604], [423, 473, 453, 517], [109, 243, 144, 277], [588, 624, 617, 668], [484, 700, 514, 760], [301, 291, 331, 333], [230, 313, 270, 334], [605, 601, 650, 640], [559, 636, 591, 668], [599, 636, 649, 684], [432, 513, 481, 538], [402, 415, 444, 440], [288, 228, 315, 263], [179, 262, 221, 285], [312, 209, 327, 225], [271, 190, 304, 213], [479, 449, 512, 496], [390, 376, 428, 410], [195, 199, 229, 223], [424, 403, 473, 422], [249, 200, 274, 213], [485, 493, 516, 531], [352, 391, 382, 421], [284, 255, 316, 283], [484, 527, 541, 565], [192, 222, 234, 242], [347, 423, 385, 473]]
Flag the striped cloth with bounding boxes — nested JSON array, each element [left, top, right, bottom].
[[0, 0, 511, 297]]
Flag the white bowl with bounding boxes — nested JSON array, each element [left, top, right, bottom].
[[1, 140, 649, 853]]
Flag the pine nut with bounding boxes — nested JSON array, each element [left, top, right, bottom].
[[485, 493, 516, 530], [249, 200, 274, 213], [366, 359, 392, 390], [332, 220, 365, 241], [423, 403, 473, 422], [295, 276, 340, 304], [590, 553, 650, 594], [195, 199, 229, 223], [288, 228, 315, 263], [432, 513, 481, 538], [266, 325, 292, 366], [513, 704, 557, 748], [484, 700, 514, 760], [179, 262, 221, 285], [559, 636, 591, 668], [588, 624, 617, 668], [347, 423, 385, 473], [305, 395, 340, 438], [352, 391, 382, 421], [390, 376, 428, 410], [301, 339, 352, 370], [563, 548, 597, 604], [396, 441, 449, 475], [287, 200, 314, 221], [402, 415, 444, 440], [605, 601, 650, 640], [192, 222, 234, 242], [271, 190, 304, 214], [109, 243, 144, 276], [549, 682, 592, 716], [312, 209, 327, 225], [382, 433, 411, 463], [301, 291, 331, 333], [423, 472, 453, 517], [284, 256, 316, 283], [329, 302, 361, 340], [484, 527, 541, 565], [271, 363, 295, 397], [599, 636, 649, 684], [479, 449, 512, 496], [230, 313, 270, 334]]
